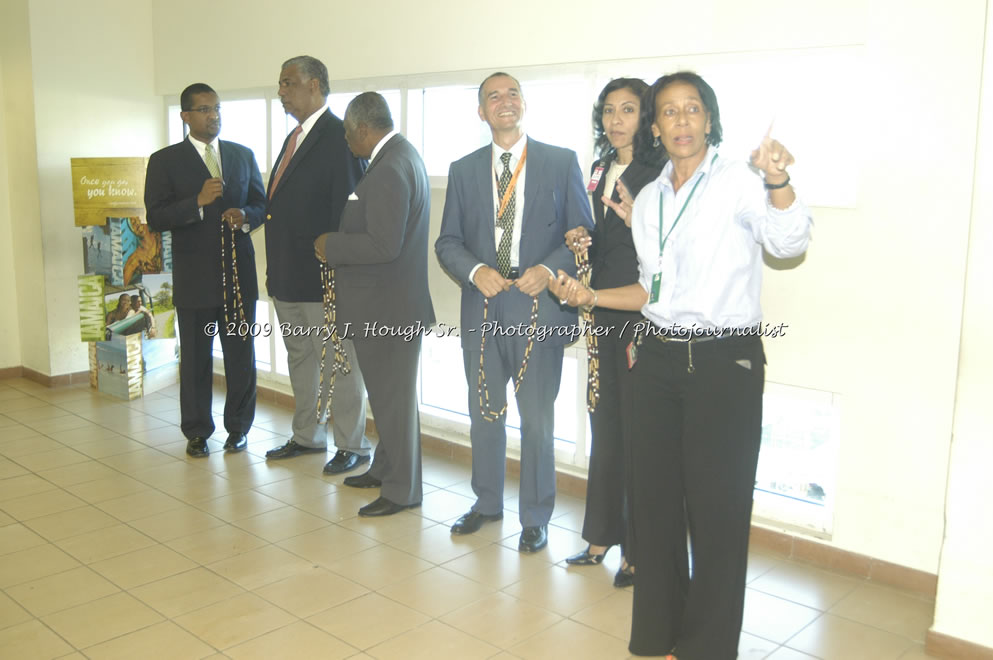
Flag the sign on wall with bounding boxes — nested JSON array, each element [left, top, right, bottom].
[[70, 157, 147, 226]]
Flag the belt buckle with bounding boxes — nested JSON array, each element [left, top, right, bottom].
[[658, 333, 691, 344], [507, 267, 520, 279]]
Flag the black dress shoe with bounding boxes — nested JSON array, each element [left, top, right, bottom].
[[565, 545, 610, 566], [342, 472, 382, 488], [186, 437, 209, 458], [358, 496, 420, 517], [265, 440, 325, 460], [519, 525, 548, 553], [614, 564, 635, 588], [450, 509, 503, 535], [223, 433, 247, 452], [323, 450, 370, 475]]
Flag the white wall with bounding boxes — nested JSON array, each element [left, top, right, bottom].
[[932, 0, 993, 648], [0, 0, 47, 373], [27, 0, 163, 376]]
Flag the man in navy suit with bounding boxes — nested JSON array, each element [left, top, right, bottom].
[[436, 72, 593, 552], [263, 56, 373, 475], [145, 83, 265, 458]]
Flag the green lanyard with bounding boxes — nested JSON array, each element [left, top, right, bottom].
[[657, 153, 717, 260]]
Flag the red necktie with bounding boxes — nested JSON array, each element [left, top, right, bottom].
[[269, 125, 302, 198]]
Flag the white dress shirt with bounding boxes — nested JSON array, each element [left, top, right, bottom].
[[369, 129, 399, 165], [631, 146, 812, 332], [188, 134, 222, 222]]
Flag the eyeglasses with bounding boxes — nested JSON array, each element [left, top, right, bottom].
[[184, 105, 221, 115]]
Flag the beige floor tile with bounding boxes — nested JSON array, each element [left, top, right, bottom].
[[897, 645, 933, 659], [208, 544, 314, 590], [441, 591, 562, 648], [415, 488, 477, 523], [36, 460, 121, 487], [99, 447, 177, 471], [0, 620, 74, 659], [174, 592, 296, 650], [422, 457, 473, 488], [64, 474, 150, 504], [765, 647, 821, 659], [100, 413, 174, 436], [750, 561, 863, 610], [157, 472, 244, 503], [369, 619, 500, 660], [127, 425, 188, 447], [337, 508, 435, 542], [225, 620, 357, 660], [570, 588, 633, 640], [742, 588, 823, 644], [130, 567, 244, 617], [387, 520, 491, 564], [55, 523, 157, 563], [130, 461, 213, 489], [5, 566, 120, 617], [324, 544, 433, 591], [221, 462, 299, 489], [196, 446, 266, 474], [509, 618, 632, 659], [42, 592, 164, 649], [0, 521, 48, 554], [82, 620, 215, 660], [24, 505, 120, 541], [0, 425, 46, 444], [72, 436, 148, 459], [276, 524, 379, 566], [167, 523, 268, 564], [0, 591, 33, 629], [14, 448, 92, 474], [498, 522, 584, 565], [379, 565, 495, 617], [293, 489, 379, 522], [0, 457, 29, 478], [4, 403, 70, 421], [44, 426, 128, 447], [197, 489, 287, 522], [503, 564, 617, 617], [738, 632, 783, 659], [787, 613, 916, 660], [307, 592, 430, 650], [0, 474, 58, 501], [0, 511, 13, 525], [254, 475, 338, 504], [95, 488, 185, 521], [0, 543, 80, 588], [748, 550, 785, 583], [1, 488, 87, 521], [90, 543, 197, 589], [129, 505, 225, 541], [254, 566, 369, 618], [828, 582, 934, 642], [442, 543, 551, 589], [24, 414, 97, 435], [231, 505, 330, 542], [453, 511, 523, 543]]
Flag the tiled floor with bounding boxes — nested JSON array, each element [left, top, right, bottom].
[[0, 377, 936, 659]]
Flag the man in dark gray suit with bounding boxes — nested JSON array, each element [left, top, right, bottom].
[[435, 72, 593, 552], [315, 92, 435, 516]]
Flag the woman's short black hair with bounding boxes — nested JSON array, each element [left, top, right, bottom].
[[592, 78, 665, 168], [635, 71, 723, 159]]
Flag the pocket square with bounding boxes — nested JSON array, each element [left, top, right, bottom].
[[348, 192, 359, 201]]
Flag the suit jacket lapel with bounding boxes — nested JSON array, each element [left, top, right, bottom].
[[183, 138, 211, 180], [268, 109, 329, 200], [364, 133, 402, 177]]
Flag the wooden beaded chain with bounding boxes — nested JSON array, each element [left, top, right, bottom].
[[316, 263, 351, 421], [477, 295, 540, 422], [575, 248, 600, 412], [220, 221, 247, 340]]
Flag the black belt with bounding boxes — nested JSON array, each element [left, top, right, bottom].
[[507, 267, 520, 279]]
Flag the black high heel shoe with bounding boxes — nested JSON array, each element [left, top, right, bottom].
[[565, 545, 611, 566], [613, 563, 635, 588]]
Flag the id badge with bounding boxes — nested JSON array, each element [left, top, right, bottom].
[[587, 166, 605, 192], [626, 339, 638, 369], [649, 272, 662, 303]]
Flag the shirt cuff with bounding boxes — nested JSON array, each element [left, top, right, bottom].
[[539, 264, 555, 278], [468, 263, 485, 288]]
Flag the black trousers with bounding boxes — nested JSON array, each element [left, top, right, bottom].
[[583, 320, 636, 559], [175, 304, 257, 440], [628, 333, 765, 660]]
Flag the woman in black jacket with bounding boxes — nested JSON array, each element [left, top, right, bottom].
[[564, 78, 665, 586]]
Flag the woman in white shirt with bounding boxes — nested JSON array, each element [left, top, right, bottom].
[[550, 71, 812, 660]]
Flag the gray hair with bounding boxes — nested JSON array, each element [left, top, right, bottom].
[[345, 92, 394, 132], [282, 55, 330, 97]]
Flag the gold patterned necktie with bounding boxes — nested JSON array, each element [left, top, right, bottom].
[[204, 143, 221, 178], [496, 152, 515, 277]]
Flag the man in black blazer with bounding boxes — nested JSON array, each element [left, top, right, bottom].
[[145, 83, 265, 458], [315, 92, 435, 516], [263, 56, 372, 473]]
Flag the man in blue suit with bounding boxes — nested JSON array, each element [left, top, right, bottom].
[[436, 72, 593, 552], [145, 83, 265, 458]]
